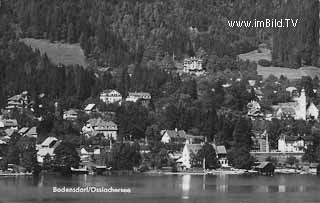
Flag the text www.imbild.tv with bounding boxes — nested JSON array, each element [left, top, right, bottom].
[[228, 19, 298, 28]]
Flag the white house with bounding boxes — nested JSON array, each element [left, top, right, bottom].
[[213, 145, 229, 168], [82, 118, 118, 140], [183, 57, 205, 76], [37, 137, 61, 163], [278, 134, 314, 153], [100, 89, 122, 104], [126, 92, 151, 103]]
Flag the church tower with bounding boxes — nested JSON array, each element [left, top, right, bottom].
[[296, 89, 306, 120]]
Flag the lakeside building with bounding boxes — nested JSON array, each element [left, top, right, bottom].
[[82, 118, 118, 140], [99, 89, 122, 104], [212, 145, 229, 168], [36, 137, 61, 163], [183, 57, 205, 76], [278, 134, 314, 153]]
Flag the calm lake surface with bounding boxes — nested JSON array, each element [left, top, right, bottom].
[[0, 174, 320, 203]]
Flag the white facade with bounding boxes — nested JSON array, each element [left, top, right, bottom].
[[126, 92, 151, 103], [100, 90, 122, 104], [82, 118, 118, 140], [293, 89, 306, 120], [278, 135, 313, 153], [37, 137, 60, 163], [183, 57, 205, 76]]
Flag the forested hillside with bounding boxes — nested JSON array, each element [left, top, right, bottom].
[[6, 0, 276, 67], [272, 0, 319, 68]]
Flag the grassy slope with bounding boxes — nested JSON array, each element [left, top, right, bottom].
[[238, 50, 320, 80], [21, 38, 87, 68]]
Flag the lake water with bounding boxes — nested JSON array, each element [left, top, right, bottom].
[[0, 174, 320, 203]]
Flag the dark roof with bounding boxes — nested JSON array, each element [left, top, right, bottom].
[[284, 135, 314, 142], [163, 130, 187, 139]]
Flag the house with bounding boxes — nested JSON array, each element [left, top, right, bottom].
[[0, 119, 18, 131], [126, 92, 151, 105], [37, 137, 61, 163], [84, 104, 97, 114], [5, 91, 30, 110], [213, 145, 229, 168], [63, 109, 79, 120], [99, 89, 122, 104], [278, 134, 314, 153], [82, 118, 118, 140], [183, 57, 205, 76], [253, 162, 275, 176]]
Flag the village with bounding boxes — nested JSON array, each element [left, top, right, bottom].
[[0, 51, 319, 177]]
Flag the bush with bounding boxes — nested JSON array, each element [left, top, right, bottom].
[[258, 59, 272, 67]]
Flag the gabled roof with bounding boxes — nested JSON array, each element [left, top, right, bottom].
[[18, 127, 29, 134], [41, 137, 58, 147], [24, 127, 37, 138], [162, 129, 187, 139], [64, 109, 78, 115], [216, 146, 227, 154], [87, 118, 117, 129], [280, 134, 314, 142], [101, 89, 121, 96], [7, 94, 22, 102], [255, 162, 272, 169], [84, 104, 96, 111], [128, 92, 151, 98]]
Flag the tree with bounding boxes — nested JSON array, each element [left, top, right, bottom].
[[54, 142, 80, 168], [107, 142, 141, 170], [20, 145, 38, 173], [196, 143, 220, 169], [42, 153, 53, 170], [227, 147, 255, 169]]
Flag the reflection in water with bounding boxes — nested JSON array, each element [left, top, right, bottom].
[[202, 175, 206, 190], [181, 175, 191, 199], [38, 175, 44, 188], [216, 175, 228, 192]]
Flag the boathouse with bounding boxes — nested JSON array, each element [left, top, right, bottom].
[[253, 162, 275, 176]]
